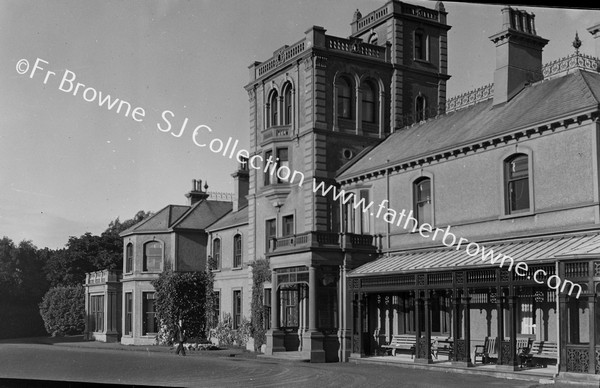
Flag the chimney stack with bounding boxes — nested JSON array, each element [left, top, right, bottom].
[[588, 23, 600, 58], [490, 7, 548, 106], [185, 178, 209, 205], [231, 158, 249, 212]]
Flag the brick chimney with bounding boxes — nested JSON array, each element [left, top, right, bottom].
[[185, 179, 209, 205], [231, 158, 249, 212], [588, 23, 600, 57], [489, 7, 548, 106]]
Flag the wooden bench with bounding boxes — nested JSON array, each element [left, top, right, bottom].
[[381, 334, 416, 357], [381, 335, 444, 359], [517, 338, 533, 367], [474, 337, 498, 364], [521, 341, 557, 367]]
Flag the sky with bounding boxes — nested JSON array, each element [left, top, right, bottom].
[[0, 0, 599, 250]]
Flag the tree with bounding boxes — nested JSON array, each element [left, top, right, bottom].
[[151, 270, 214, 343], [44, 210, 152, 287], [38, 286, 85, 336]]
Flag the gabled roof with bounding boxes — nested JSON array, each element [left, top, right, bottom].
[[120, 200, 232, 236], [207, 205, 249, 232], [338, 70, 600, 182]]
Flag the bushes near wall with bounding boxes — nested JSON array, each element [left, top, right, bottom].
[[151, 270, 214, 345], [38, 286, 85, 337], [250, 258, 271, 350]]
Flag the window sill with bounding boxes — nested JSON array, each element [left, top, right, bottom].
[[232, 266, 243, 271], [211, 269, 221, 273], [498, 210, 535, 221], [413, 58, 432, 65]]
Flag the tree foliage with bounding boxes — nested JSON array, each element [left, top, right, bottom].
[[38, 285, 85, 336], [44, 210, 152, 287], [250, 257, 271, 349], [151, 270, 214, 343], [0, 237, 48, 303]]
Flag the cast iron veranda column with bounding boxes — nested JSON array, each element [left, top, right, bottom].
[[415, 291, 421, 361], [588, 293, 596, 374], [496, 287, 504, 366], [462, 289, 471, 365], [424, 290, 433, 363], [558, 294, 568, 373], [452, 290, 460, 362], [508, 290, 518, 369]]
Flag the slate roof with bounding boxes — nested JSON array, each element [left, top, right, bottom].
[[207, 205, 249, 232], [120, 200, 232, 236], [338, 69, 600, 181]]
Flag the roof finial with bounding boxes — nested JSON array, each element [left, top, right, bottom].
[[573, 31, 582, 54], [353, 9, 362, 22]]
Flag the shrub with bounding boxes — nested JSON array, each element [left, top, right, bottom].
[[39, 286, 85, 336], [213, 313, 252, 346], [151, 270, 214, 345]]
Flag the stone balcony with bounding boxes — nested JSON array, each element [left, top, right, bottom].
[[85, 269, 122, 285], [262, 125, 291, 144], [267, 231, 377, 257]]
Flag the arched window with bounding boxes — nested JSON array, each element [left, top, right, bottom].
[[337, 77, 353, 119], [212, 238, 221, 270], [143, 241, 162, 272], [414, 178, 433, 226], [283, 85, 293, 125], [416, 94, 426, 122], [233, 234, 242, 268], [361, 81, 377, 124], [505, 154, 530, 214], [269, 91, 279, 127], [125, 243, 133, 273]]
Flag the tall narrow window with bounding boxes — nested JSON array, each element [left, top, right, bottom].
[[284, 86, 292, 125], [124, 293, 132, 335], [361, 82, 377, 124], [416, 94, 426, 122], [280, 286, 298, 327], [414, 30, 425, 60], [142, 292, 157, 335], [233, 234, 242, 268], [212, 238, 221, 270], [143, 241, 162, 272], [125, 243, 133, 273], [270, 91, 279, 127], [359, 190, 370, 233], [90, 295, 104, 332], [344, 193, 356, 233], [282, 215, 294, 237], [414, 178, 432, 226], [265, 219, 276, 252], [337, 77, 352, 119], [505, 154, 530, 214], [263, 288, 272, 330], [276, 148, 289, 183], [233, 290, 242, 330], [264, 150, 273, 186]]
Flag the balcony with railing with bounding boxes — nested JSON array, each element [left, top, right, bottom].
[[262, 125, 291, 143], [267, 231, 377, 256]]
